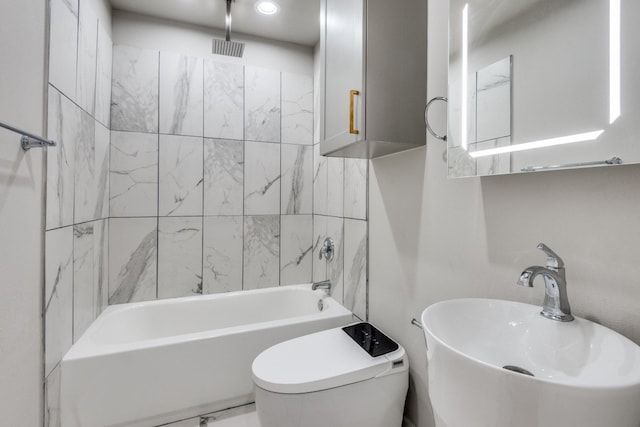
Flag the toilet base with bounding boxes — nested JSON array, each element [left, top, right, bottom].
[[255, 372, 408, 427]]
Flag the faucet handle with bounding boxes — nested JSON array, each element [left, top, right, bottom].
[[536, 243, 564, 269], [319, 237, 335, 261]]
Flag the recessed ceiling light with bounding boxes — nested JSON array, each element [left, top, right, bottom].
[[255, 0, 280, 16]]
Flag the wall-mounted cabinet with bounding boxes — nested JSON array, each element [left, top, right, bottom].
[[320, 0, 427, 158]]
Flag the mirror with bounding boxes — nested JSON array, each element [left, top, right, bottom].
[[447, 0, 640, 178]]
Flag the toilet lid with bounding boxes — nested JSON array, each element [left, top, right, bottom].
[[252, 326, 404, 394]]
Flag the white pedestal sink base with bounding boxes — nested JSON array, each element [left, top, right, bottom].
[[421, 298, 640, 427], [428, 345, 640, 427]]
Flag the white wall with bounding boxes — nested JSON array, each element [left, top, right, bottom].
[[0, 0, 46, 425], [369, 0, 640, 426], [112, 10, 314, 75]]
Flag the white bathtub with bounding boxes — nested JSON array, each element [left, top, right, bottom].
[[60, 285, 352, 427]]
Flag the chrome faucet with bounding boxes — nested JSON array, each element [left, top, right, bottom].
[[312, 280, 332, 292], [517, 243, 574, 322]]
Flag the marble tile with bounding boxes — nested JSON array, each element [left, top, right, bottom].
[[93, 219, 109, 316], [47, 86, 77, 230], [243, 215, 280, 289], [74, 109, 97, 224], [244, 141, 280, 215], [73, 222, 94, 342], [313, 144, 328, 216], [45, 226, 73, 377], [76, 0, 98, 115], [204, 60, 244, 140], [281, 144, 312, 215], [326, 216, 344, 304], [344, 158, 367, 220], [160, 52, 204, 136], [95, 21, 113, 127], [109, 217, 157, 304], [159, 134, 204, 216], [204, 139, 243, 215], [72, 219, 108, 342], [49, 0, 78, 99], [94, 121, 110, 219], [281, 72, 313, 145], [203, 216, 243, 294], [344, 219, 367, 320], [158, 217, 203, 298], [312, 215, 328, 283], [245, 66, 280, 143], [45, 365, 61, 427], [280, 215, 313, 286], [111, 45, 159, 133], [327, 157, 344, 217], [110, 131, 158, 217]]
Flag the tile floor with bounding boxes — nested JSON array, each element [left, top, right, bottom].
[[160, 404, 260, 427], [204, 404, 260, 427]]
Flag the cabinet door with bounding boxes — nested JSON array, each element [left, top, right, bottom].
[[324, 0, 364, 148]]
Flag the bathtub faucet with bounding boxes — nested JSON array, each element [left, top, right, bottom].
[[312, 280, 332, 292]]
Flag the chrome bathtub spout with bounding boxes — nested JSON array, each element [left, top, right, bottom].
[[517, 243, 574, 322], [312, 280, 332, 292]]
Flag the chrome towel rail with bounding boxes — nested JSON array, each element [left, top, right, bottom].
[[0, 120, 56, 151], [521, 156, 622, 172], [424, 96, 448, 142], [411, 318, 428, 350], [411, 318, 423, 329]]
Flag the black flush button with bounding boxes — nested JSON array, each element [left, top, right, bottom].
[[342, 322, 399, 357]]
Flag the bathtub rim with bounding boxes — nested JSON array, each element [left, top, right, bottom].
[[63, 284, 352, 361]]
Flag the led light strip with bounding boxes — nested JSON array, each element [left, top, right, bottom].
[[610, 0, 621, 124], [468, 130, 604, 158], [461, 4, 469, 150]]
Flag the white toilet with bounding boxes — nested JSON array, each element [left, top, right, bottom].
[[252, 323, 408, 427]]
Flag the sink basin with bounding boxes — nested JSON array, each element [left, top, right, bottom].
[[421, 298, 640, 427]]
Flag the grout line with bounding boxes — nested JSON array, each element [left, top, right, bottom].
[[201, 58, 205, 295], [155, 51, 160, 300], [278, 71, 282, 287], [42, 1, 53, 415], [241, 65, 246, 291]]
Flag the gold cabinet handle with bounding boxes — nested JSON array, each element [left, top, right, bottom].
[[349, 89, 360, 135]]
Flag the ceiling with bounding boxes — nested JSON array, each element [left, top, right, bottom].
[[109, 0, 321, 46]]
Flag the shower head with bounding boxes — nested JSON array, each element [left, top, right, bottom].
[[212, 0, 245, 58], [212, 38, 244, 57]]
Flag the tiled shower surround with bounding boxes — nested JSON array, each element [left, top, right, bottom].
[[44, 0, 112, 425], [107, 44, 368, 313], [44, 5, 367, 424]]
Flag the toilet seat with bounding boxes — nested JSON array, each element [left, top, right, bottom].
[[252, 325, 407, 394]]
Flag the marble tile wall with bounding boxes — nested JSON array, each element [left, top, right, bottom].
[[108, 44, 368, 321], [160, 52, 204, 137], [45, 1, 113, 424], [312, 155, 368, 319], [158, 217, 203, 298], [44, 15, 368, 424], [108, 217, 158, 304]]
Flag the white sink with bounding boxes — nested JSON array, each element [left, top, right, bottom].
[[421, 298, 640, 427]]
